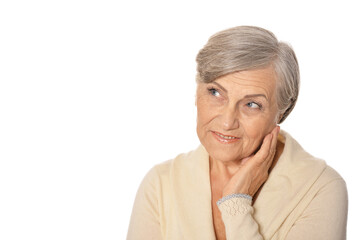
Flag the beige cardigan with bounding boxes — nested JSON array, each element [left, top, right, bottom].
[[127, 131, 348, 239]]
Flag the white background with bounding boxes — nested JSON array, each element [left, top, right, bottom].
[[1, 0, 360, 239]]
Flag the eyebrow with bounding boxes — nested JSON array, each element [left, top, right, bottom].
[[244, 94, 268, 101], [213, 82, 228, 93], [212, 81, 268, 101]]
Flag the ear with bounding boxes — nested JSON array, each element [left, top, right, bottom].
[[275, 109, 285, 124], [277, 114, 283, 124]]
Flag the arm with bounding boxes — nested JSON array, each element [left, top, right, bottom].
[[217, 127, 279, 240], [218, 196, 263, 240], [218, 178, 348, 240], [285, 178, 348, 240], [127, 167, 162, 240]]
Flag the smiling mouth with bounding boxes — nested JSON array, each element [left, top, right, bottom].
[[211, 131, 240, 143], [213, 131, 238, 139]]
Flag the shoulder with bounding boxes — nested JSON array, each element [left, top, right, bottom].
[[275, 130, 347, 199], [284, 164, 348, 240], [284, 130, 346, 189], [141, 145, 207, 188], [316, 165, 347, 199], [150, 144, 208, 176], [297, 165, 348, 238], [282, 130, 347, 198], [138, 159, 172, 193]]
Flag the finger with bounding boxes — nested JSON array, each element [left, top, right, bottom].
[[253, 132, 273, 164], [265, 126, 280, 168], [253, 126, 279, 165], [271, 126, 280, 152]]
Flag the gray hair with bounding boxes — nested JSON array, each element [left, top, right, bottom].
[[196, 26, 300, 123]]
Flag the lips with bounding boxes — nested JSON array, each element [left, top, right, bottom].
[[211, 131, 240, 144]]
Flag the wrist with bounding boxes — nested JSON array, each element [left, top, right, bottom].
[[217, 193, 253, 206]]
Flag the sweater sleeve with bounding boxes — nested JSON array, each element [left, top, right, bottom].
[[218, 197, 263, 240], [127, 167, 163, 240], [218, 178, 348, 240]]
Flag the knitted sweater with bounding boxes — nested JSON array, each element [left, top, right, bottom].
[[127, 130, 348, 239]]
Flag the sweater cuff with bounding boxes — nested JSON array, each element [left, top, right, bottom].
[[217, 196, 253, 216]]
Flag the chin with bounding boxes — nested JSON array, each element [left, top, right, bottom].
[[207, 145, 243, 163], [198, 131, 253, 162]]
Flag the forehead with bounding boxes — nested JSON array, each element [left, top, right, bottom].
[[214, 66, 277, 98]]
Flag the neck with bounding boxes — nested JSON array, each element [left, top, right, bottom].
[[209, 156, 240, 181]]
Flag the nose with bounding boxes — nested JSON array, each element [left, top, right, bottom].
[[221, 105, 240, 131]]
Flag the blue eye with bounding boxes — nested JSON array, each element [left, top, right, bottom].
[[208, 88, 220, 97], [246, 102, 261, 109]]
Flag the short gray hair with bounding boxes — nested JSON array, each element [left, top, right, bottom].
[[196, 26, 300, 123]]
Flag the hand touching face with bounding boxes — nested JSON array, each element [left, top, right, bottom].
[[196, 66, 279, 164], [221, 126, 281, 197]]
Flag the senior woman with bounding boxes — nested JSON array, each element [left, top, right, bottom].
[[127, 26, 348, 240]]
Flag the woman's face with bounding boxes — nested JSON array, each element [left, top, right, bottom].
[[196, 66, 279, 163]]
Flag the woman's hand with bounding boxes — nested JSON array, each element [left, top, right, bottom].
[[222, 126, 280, 198]]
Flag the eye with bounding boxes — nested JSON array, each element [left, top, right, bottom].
[[246, 101, 261, 109], [208, 87, 220, 97]]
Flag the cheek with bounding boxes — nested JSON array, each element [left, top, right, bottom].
[[196, 99, 213, 126], [242, 115, 276, 140], [196, 102, 206, 131], [196, 100, 217, 140]]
